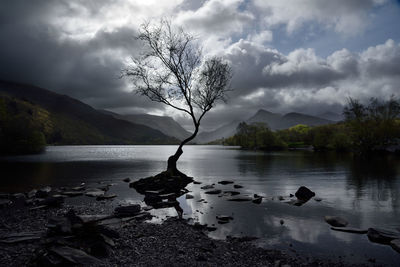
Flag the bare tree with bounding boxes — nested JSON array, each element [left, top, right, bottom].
[[123, 20, 232, 176]]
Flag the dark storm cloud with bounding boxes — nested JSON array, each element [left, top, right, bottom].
[[0, 0, 159, 111]]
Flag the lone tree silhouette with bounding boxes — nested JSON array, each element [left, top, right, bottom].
[[123, 20, 232, 176]]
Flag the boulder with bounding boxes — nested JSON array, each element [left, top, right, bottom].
[[295, 186, 315, 201], [324, 216, 348, 227]]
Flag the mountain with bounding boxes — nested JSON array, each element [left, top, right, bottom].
[[0, 80, 178, 145], [196, 109, 334, 144], [247, 109, 282, 129], [318, 111, 343, 122], [101, 110, 191, 141], [281, 112, 333, 129], [195, 120, 241, 144]]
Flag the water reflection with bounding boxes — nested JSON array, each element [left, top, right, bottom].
[[1, 146, 400, 265]]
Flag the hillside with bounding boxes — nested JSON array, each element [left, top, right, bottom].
[[101, 110, 191, 141], [0, 80, 178, 146], [196, 109, 333, 144]]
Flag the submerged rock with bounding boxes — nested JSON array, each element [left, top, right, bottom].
[[295, 186, 315, 201], [252, 197, 262, 204], [205, 189, 222, 195], [200, 185, 214, 190], [390, 239, 400, 254], [330, 227, 368, 234], [324, 216, 348, 227], [367, 228, 400, 244]]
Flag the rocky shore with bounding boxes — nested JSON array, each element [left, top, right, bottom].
[[0, 199, 370, 267]]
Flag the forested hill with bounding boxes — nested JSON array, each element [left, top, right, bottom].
[[0, 80, 178, 153]]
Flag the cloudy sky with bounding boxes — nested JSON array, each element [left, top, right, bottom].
[[0, 0, 399, 130]]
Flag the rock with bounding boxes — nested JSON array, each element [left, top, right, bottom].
[[314, 197, 322, 202], [289, 194, 294, 197], [159, 193, 176, 199], [252, 197, 262, 204], [85, 189, 105, 197], [218, 180, 234, 185], [114, 205, 141, 217], [96, 194, 117, 201], [13, 193, 26, 199], [50, 246, 102, 265], [36, 186, 52, 198], [62, 191, 84, 197], [227, 197, 252, 202], [0, 199, 12, 208], [39, 195, 65, 207], [71, 186, 85, 191], [205, 189, 222, 195], [77, 215, 111, 224], [278, 196, 285, 201], [295, 186, 315, 201], [130, 172, 193, 195], [233, 184, 243, 189], [280, 219, 284, 225], [216, 215, 233, 221], [330, 227, 368, 234], [123, 178, 131, 183], [390, 239, 400, 254], [27, 189, 37, 198], [185, 194, 194, 199], [193, 180, 202, 184], [324, 216, 348, 227], [200, 185, 214, 190], [367, 228, 400, 244], [0, 231, 44, 243], [224, 191, 240, 196]]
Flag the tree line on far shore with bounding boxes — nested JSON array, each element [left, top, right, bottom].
[[223, 97, 400, 154]]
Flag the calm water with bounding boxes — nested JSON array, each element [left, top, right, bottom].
[[1, 145, 400, 265]]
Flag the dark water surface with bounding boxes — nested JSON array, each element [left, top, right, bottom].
[[1, 145, 400, 265]]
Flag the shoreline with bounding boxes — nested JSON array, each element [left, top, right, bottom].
[[0, 200, 370, 267]]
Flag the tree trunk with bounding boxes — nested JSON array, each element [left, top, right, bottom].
[[166, 124, 199, 175]]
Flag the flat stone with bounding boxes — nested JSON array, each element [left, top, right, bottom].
[[223, 191, 240, 196], [205, 189, 221, 195], [114, 204, 141, 217], [331, 227, 368, 234], [233, 185, 243, 189], [216, 215, 233, 221], [0, 231, 44, 243], [324, 216, 348, 227], [62, 191, 84, 197], [218, 180, 234, 185], [50, 246, 102, 265], [200, 185, 214, 190], [193, 181, 202, 184], [85, 190, 105, 197]]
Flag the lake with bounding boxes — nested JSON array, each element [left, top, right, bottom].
[[1, 145, 400, 265]]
